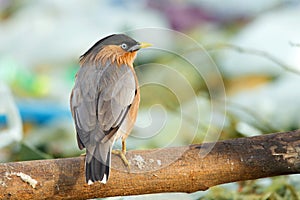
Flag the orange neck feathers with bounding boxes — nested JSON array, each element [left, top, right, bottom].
[[80, 45, 137, 67]]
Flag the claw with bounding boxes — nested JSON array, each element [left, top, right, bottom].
[[112, 139, 130, 171], [112, 149, 131, 171]]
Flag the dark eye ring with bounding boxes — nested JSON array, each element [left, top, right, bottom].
[[121, 43, 127, 49]]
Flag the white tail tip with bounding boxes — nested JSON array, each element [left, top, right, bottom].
[[100, 174, 107, 184], [87, 180, 94, 185]]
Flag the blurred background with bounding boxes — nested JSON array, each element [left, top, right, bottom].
[[0, 0, 300, 199]]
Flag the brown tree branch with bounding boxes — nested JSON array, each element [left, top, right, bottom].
[[1, 130, 300, 200]]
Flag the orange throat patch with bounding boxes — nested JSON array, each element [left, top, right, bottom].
[[94, 45, 137, 67]]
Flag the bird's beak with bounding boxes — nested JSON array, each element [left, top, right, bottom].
[[128, 42, 152, 52], [139, 42, 152, 49]]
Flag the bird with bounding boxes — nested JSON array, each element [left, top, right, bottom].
[[70, 34, 151, 184]]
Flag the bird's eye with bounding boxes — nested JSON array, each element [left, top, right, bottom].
[[121, 43, 127, 49]]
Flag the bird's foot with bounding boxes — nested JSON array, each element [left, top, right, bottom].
[[112, 149, 131, 171], [80, 152, 86, 156]]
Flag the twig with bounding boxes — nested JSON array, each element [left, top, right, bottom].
[[204, 43, 300, 76]]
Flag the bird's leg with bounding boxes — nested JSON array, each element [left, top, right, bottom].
[[112, 138, 130, 170], [121, 138, 126, 155]]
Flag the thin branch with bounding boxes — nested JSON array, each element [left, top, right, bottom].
[[0, 130, 300, 200], [204, 43, 300, 76], [289, 41, 300, 48]]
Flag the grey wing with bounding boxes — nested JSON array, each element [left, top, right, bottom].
[[70, 61, 136, 150]]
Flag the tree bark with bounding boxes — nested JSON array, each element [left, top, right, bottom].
[[0, 130, 300, 200]]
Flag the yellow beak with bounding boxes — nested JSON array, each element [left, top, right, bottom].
[[139, 42, 152, 48]]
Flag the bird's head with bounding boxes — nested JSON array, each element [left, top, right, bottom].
[[80, 34, 151, 66]]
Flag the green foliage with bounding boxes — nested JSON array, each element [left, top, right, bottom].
[[202, 177, 300, 200]]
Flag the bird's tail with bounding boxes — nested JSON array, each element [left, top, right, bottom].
[[85, 142, 112, 184]]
